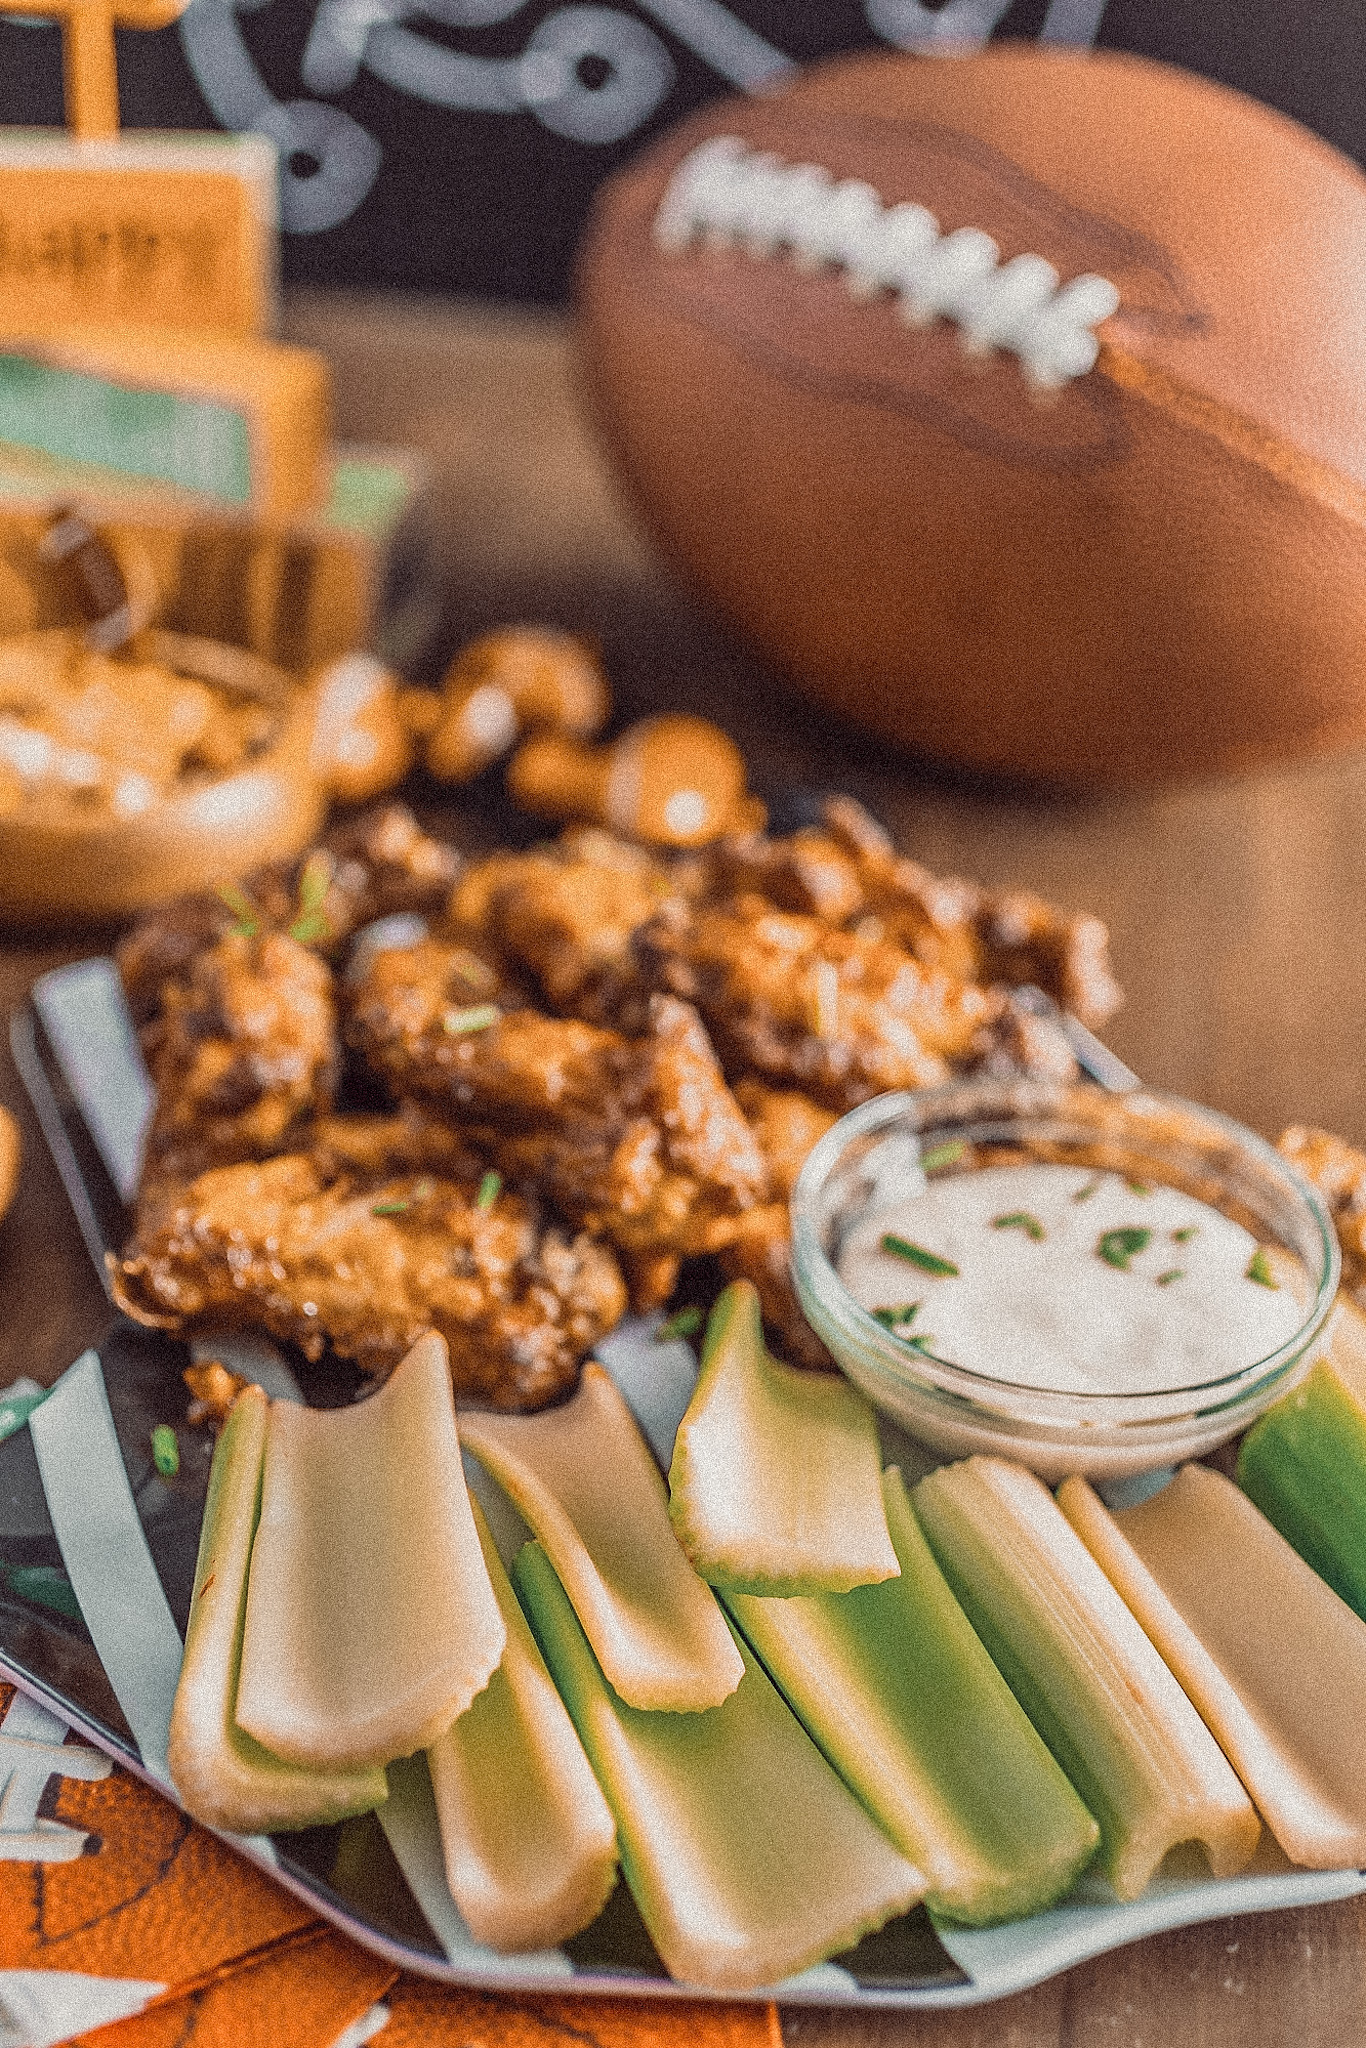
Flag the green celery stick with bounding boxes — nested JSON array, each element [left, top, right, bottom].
[[426, 1499, 619, 1953], [514, 1541, 924, 1992], [668, 1280, 899, 1596], [726, 1468, 1098, 1925], [1237, 1300, 1366, 1621], [913, 1457, 1260, 1902], [167, 1385, 388, 1833], [1062, 1467, 1366, 1871], [461, 1363, 742, 1713], [236, 1333, 506, 1770]]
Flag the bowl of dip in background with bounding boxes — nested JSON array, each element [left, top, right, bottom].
[[790, 1081, 1341, 1482]]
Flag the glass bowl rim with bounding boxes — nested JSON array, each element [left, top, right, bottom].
[[789, 1080, 1342, 1422]]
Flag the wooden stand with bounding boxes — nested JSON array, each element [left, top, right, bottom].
[[0, 0, 277, 334], [0, 0, 188, 142]]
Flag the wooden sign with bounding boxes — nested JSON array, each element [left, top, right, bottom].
[[0, 0, 278, 336], [0, 130, 278, 336]]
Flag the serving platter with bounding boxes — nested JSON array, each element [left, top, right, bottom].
[[4, 956, 1364, 2010]]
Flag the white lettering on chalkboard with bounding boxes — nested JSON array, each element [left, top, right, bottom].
[[164, 0, 1109, 236]]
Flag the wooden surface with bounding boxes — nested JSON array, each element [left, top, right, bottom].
[[5, 290, 1366, 2044]]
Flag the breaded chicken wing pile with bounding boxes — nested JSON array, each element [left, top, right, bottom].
[[111, 796, 1120, 1406]]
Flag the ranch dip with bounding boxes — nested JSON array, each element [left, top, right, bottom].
[[838, 1163, 1305, 1396]]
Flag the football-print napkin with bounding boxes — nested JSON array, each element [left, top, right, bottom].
[[0, 1682, 781, 2048]]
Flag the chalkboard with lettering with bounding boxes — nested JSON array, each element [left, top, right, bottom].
[[0, 0, 1360, 303]]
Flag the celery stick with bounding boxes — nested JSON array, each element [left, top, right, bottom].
[[514, 1541, 924, 1991], [727, 1468, 1098, 1924], [668, 1280, 899, 1595], [167, 1386, 388, 1833], [427, 1499, 619, 1951], [1061, 1467, 1366, 1869], [1238, 1299, 1366, 1620], [913, 1457, 1260, 1902], [461, 1364, 742, 1713], [236, 1333, 506, 1769]]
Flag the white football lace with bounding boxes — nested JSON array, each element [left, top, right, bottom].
[[653, 134, 1121, 391]]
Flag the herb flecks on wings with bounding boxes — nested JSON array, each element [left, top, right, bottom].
[[113, 796, 1121, 1408], [112, 1139, 626, 1409], [346, 938, 767, 1259]]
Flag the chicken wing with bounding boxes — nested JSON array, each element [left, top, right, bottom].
[[112, 1141, 627, 1409], [449, 827, 673, 1023], [697, 796, 1121, 1029], [716, 1082, 840, 1370], [140, 930, 338, 1184], [637, 895, 992, 1110], [346, 938, 768, 1257], [117, 803, 460, 1026]]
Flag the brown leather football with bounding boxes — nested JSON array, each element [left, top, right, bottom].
[[576, 47, 1366, 784]]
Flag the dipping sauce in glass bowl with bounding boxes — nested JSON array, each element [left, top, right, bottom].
[[790, 1081, 1340, 1481]]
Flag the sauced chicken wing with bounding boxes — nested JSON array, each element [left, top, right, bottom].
[[449, 828, 672, 1023], [140, 930, 338, 1184], [113, 1144, 626, 1408], [1278, 1126, 1366, 1294], [117, 804, 459, 1026], [638, 896, 992, 1110], [732, 1080, 838, 1202], [717, 1082, 840, 1370], [697, 797, 1121, 1029], [347, 938, 767, 1257]]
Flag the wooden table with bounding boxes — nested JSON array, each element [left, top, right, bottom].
[[3, 292, 1366, 2047]]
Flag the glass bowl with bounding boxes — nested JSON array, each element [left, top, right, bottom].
[[790, 1079, 1341, 1481]]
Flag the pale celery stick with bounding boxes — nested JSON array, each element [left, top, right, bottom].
[[667, 1280, 898, 1595], [460, 1363, 742, 1712], [727, 1467, 1098, 1924], [1061, 1466, 1366, 1869], [426, 1497, 619, 1951], [167, 1386, 388, 1832], [1237, 1295, 1366, 1621], [913, 1457, 1260, 1901], [514, 1540, 924, 1991], [236, 1333, 506, 1769]]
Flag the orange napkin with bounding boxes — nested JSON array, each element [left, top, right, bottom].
[[0, 1681, 782, 2048]]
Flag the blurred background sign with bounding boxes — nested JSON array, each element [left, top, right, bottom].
[[1, 0, 1363, 302]]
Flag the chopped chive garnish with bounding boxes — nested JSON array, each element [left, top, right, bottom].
[[443, 1004, 501, 1035], [3, 1563, 81, 1620], [1155, 1268, 1184, 1287], [1073, 1176, 1103, 1203], [151, 1424, 180, 1478], [371, 1197, 410, 1216], [215, 880, 259, 937], [1096, 1226, 1151, 1271], [1172, 1225, 1198, 1243], [993, 1211, 1046, 1241], [413, 1178, 434, 1201], [919, 1139, 967, 1174], [451, 951, 494, 993], [880, 1234, 959, 1277], [1246, 1247, 1278, 1289], [290, 850, 334, 944], [655, 1305, 705, 1343], [1125, 1178, 1153, 1196], [476, 1170, 503, 1211], [872, 1303, 920, 1330]]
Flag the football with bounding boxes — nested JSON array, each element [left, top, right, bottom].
[[576, 47, 1366, 784]]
